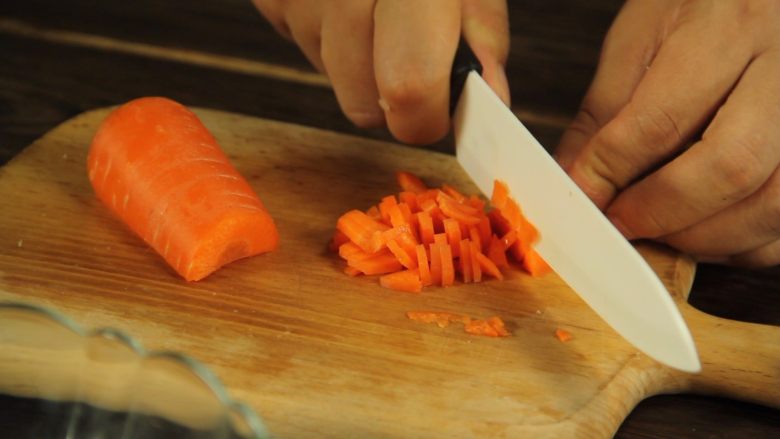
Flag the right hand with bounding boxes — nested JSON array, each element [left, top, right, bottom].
[[252, 0, 511, 145]]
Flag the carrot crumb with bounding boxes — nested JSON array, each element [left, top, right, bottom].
[[555, 328, 573, 342]]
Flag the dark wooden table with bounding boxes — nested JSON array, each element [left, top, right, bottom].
[[1, 1, 778, 437]]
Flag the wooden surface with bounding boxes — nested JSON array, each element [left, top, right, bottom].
[[0, 0, 778, 437], [1, 107, 776, 438]]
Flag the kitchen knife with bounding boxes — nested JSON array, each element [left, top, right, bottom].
[[450, 43, 700, 373]]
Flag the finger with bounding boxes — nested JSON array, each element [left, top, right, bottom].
[[607, 50, 780, 239], [461, 0, 510, 105], [374, 0, 460, 144], [729, 239, 780, 269], [251, 0, 292, 39], [661, 165, 780, 257], [321, 0, 383, 128], [284, 0, 326, 72], [568, 2, 755, 209], [555, 0, 674, 169]]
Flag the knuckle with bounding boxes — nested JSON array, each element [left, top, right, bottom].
[[343, 108, 385, 129], [378, 69, 445, 110], [628, 104, 683, 150], [710, 136, 766, 199]]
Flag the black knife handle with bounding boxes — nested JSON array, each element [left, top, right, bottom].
[[449, 39, 483, 115]]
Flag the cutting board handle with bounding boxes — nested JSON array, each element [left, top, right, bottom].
[[676, 304, 780, 408]]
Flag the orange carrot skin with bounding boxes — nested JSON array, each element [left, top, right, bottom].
[[87, 97, 278, 281]]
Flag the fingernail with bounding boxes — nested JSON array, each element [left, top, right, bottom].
[[377, 97, 391, 112]]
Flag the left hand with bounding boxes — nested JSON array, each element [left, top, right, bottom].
[[555, 0, 780, 267]]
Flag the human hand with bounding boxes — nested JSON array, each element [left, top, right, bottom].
[[555, 0, 780, 267], [251, 0, 510, 144]]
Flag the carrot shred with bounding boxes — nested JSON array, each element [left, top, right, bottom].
[[406, 311, 469, 328], [417, 211, 435, 245], [336, 209, 390, 253], [387, 239, 416, 269], [555, 328, 573, 342], [468, 226, 482, 253], [464, 316, 510, 337], [407, 312, 510, 337], [329, 230, 350, 252], [476, 251, 504, 280], [429, 243, 443, 286], [398, 191, 419, 212], [396, 171, 428, 194], [344, 266, 362, 277], [442, 218, 462, 257], [487, 235, 509, 268], [366, 205, 382, 221], [459, 239, 473, 283], [523, 249, 552, 277], [470, 240, 483, 283], [440, 243, 455, 287], [378, 195, 398, 225], [415, 244, 432, 286], [441, 184, 467, 203], [348, 248, 402, 275], [380, 269, 422, 293], [491, 180, 510, 210]]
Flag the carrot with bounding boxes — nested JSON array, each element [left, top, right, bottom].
[[429, 242, 443, 286], [523, 249, 553, 277], [337, 209, 390, 253], [329, 230, 350, 252], [470, 240, 483, 283], [380, 269, 422, 293], [439, 243, 455, 287], [417, 211, 435, 245], [387, 239, 416, 269], [459, 239, 473, 283], [396, 171, 428, 193], [415, 244, 432, 286], [87, 97, 278, 281], [344, 266, 362, 277], [348, 248, 402, 275], [476, 251, 503, 280], [487, 235, 509, 268], [378, 195, 398, 225], [442, 218, 462, 257], [555, 328, 573, 342]]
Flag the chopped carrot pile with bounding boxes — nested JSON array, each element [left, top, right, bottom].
[[555, 328, 573, 342], [331, 171, 550, 292], [406, 311, 510, 337]]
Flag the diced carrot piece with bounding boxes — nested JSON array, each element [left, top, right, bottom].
[[477, 215, 492, 250], [338, 242, 367, 261], [344, 266, 362, 277], [417, 211, 435, 245], [366, 205, 382, 220], [440, 244, 455, 287], [467, 195, 486, 212], [396, 171, 428, 194], [387, 239, 416, 269], [464, 316, 510, 337], [459, 239, 472, 283], [380, 269, 422, 293], [555, 328, 573, 342], [378, 195, 398, 225], [429, 243, 443, 286], [398, 191, 420, 212], [415, 244, 432, 286], [348, 248, 403, 275], [336, 209, 391, 253], [436, 192, 482, 226], [487, 235, 509, 268], [522, 249, 552, 277], [388, 203, 408, 228], [468, 226, 482, 253], [470, 240, 482, 283], [329, 230, 350, 252], [441, 184, 467, 203], [442, 218, 462, 257], [491, 180, 510, 210], [476, 251, 504, 280]]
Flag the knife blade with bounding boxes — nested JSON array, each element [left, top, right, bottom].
[[450, 45, 700, 373]]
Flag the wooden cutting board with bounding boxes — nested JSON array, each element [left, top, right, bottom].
[[0, 107, 778, 438]]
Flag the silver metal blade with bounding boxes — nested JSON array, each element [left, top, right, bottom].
[[454, 72, 700, 373]]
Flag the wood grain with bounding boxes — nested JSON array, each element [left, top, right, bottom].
[[0, 108, 777, 439]]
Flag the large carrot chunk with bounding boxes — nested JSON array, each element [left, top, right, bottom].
[[87, 97, 278, 281]]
